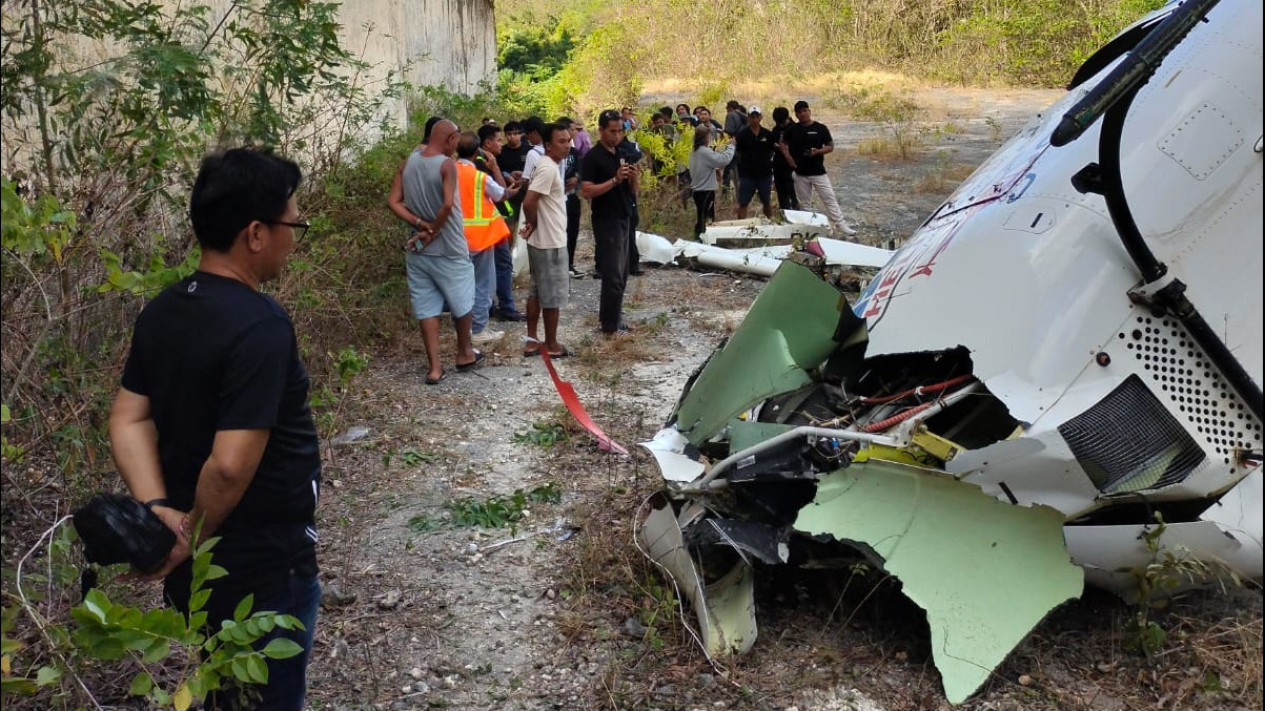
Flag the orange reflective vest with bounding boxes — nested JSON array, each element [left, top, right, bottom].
[[457, 161, 510, 252]]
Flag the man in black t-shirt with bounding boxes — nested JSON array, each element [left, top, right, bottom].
[[110, 148, 321, 711], [769, 106, 799, 211], [734, 106, 776, 220], [580, 109, 639, 335], [778, 100, 858, 236]]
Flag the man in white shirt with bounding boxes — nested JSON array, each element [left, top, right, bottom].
[[520, 116, 547, 187], [520, 123, 573, 358]]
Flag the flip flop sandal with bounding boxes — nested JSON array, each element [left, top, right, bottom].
[[455, 350, 486, 372], [523, 348, 541, 357], [425, 369, 448, 385], [544, 347, 571, 359]]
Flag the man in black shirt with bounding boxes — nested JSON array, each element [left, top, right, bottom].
[[769, 106, 799, 211], [734, 106, 776, 220], [778, 100, 858, 236], [580, 109, 639, 335], [110, 148, 320, 710]]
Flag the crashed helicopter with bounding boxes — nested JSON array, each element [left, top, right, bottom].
[[637, 0, 1263, 704]]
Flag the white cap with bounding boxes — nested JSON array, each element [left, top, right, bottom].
[[748, 106, 762, 115]]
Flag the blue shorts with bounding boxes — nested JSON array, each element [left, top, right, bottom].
[[737, 174, 773, 207], [405, 252, 475, 320]]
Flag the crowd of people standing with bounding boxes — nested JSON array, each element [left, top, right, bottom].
[[385, 98, 858, 385], [665, 99, 858, 238]]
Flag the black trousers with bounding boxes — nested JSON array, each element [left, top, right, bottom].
[[774, 169, 799, 211], [565, 194, 581, 269], [627, 201, 641, 273], [593, 215, 630, 332], [693, 190, 716, 239]]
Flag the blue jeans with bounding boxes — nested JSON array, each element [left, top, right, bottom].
[[493, 238, 517, 314], [471, 247, 496, 333], [209, 572, 320, 711]]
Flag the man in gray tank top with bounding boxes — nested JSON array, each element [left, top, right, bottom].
[[388, 119, 485, 384]]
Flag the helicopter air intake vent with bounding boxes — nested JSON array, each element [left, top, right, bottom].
[[1058, 375, 1207, 494]]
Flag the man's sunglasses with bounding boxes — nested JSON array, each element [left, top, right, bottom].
[[265, 220, 310, 240]]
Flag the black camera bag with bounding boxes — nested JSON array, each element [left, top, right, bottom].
[[72, 494, 175, 574]]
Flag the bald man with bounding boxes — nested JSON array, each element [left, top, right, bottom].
[[388, 119, 484, 384]]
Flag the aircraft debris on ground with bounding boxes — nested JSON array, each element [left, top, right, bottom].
[[637, 0, 1263, 703]]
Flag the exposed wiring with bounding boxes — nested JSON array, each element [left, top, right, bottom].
[[860, 400, 937, 433], [859, 374, 975, 405]]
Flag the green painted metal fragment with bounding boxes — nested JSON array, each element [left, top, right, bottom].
[[728, 420, 796, 453], [794, 459, 1083, 704], [674, 262, 845, 446]]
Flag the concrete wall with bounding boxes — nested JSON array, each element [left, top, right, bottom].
[[340, 0, 498, 124], [0, 0, 497, 173]]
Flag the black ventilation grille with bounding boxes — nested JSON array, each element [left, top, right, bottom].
[[1059, 375, 1207, 494]]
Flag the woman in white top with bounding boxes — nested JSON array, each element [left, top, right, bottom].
[[687, 125, 735, 239]]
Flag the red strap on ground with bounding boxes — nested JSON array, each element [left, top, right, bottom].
[[540, 351, 629, 455]]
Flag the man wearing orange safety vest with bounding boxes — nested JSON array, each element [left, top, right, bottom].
[[456, 132, 519, 344]]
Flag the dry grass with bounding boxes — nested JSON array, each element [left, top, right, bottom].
[[914, 162, 976, 193], [857, 134, 925, 161], [643, 69, 926, 109]]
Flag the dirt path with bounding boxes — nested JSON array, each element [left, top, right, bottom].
[[306, 86, 1261, 711]]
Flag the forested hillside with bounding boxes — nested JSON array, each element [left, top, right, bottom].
[[492, 0, 1165, 118]]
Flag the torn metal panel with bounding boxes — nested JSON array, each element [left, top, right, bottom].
[[690, 519, 790, 565], [1064, 469, 1263, 596], [640, 427, 705, 483], [794, 460, 1083, 704], [808, 237, 895, 269], [1064, 519, 1256, 599], [783, 209, 830, 226], [673, 262, 847, 445], [728, 420, 795, 453], [699, 222, 826, 246], [640, 504, 757, 657]]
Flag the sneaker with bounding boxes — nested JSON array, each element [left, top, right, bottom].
[[569, 267, 584, 279], [471, 328, 504, 345], [836, 222, 859, 237]]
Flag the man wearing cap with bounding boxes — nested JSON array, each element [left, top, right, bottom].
[[734, 107, 776, 220], [778, 100, 858, 236]]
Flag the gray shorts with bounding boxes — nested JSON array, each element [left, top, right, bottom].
[[405, 252, 475, 320], [527, 245, 570, 309]]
